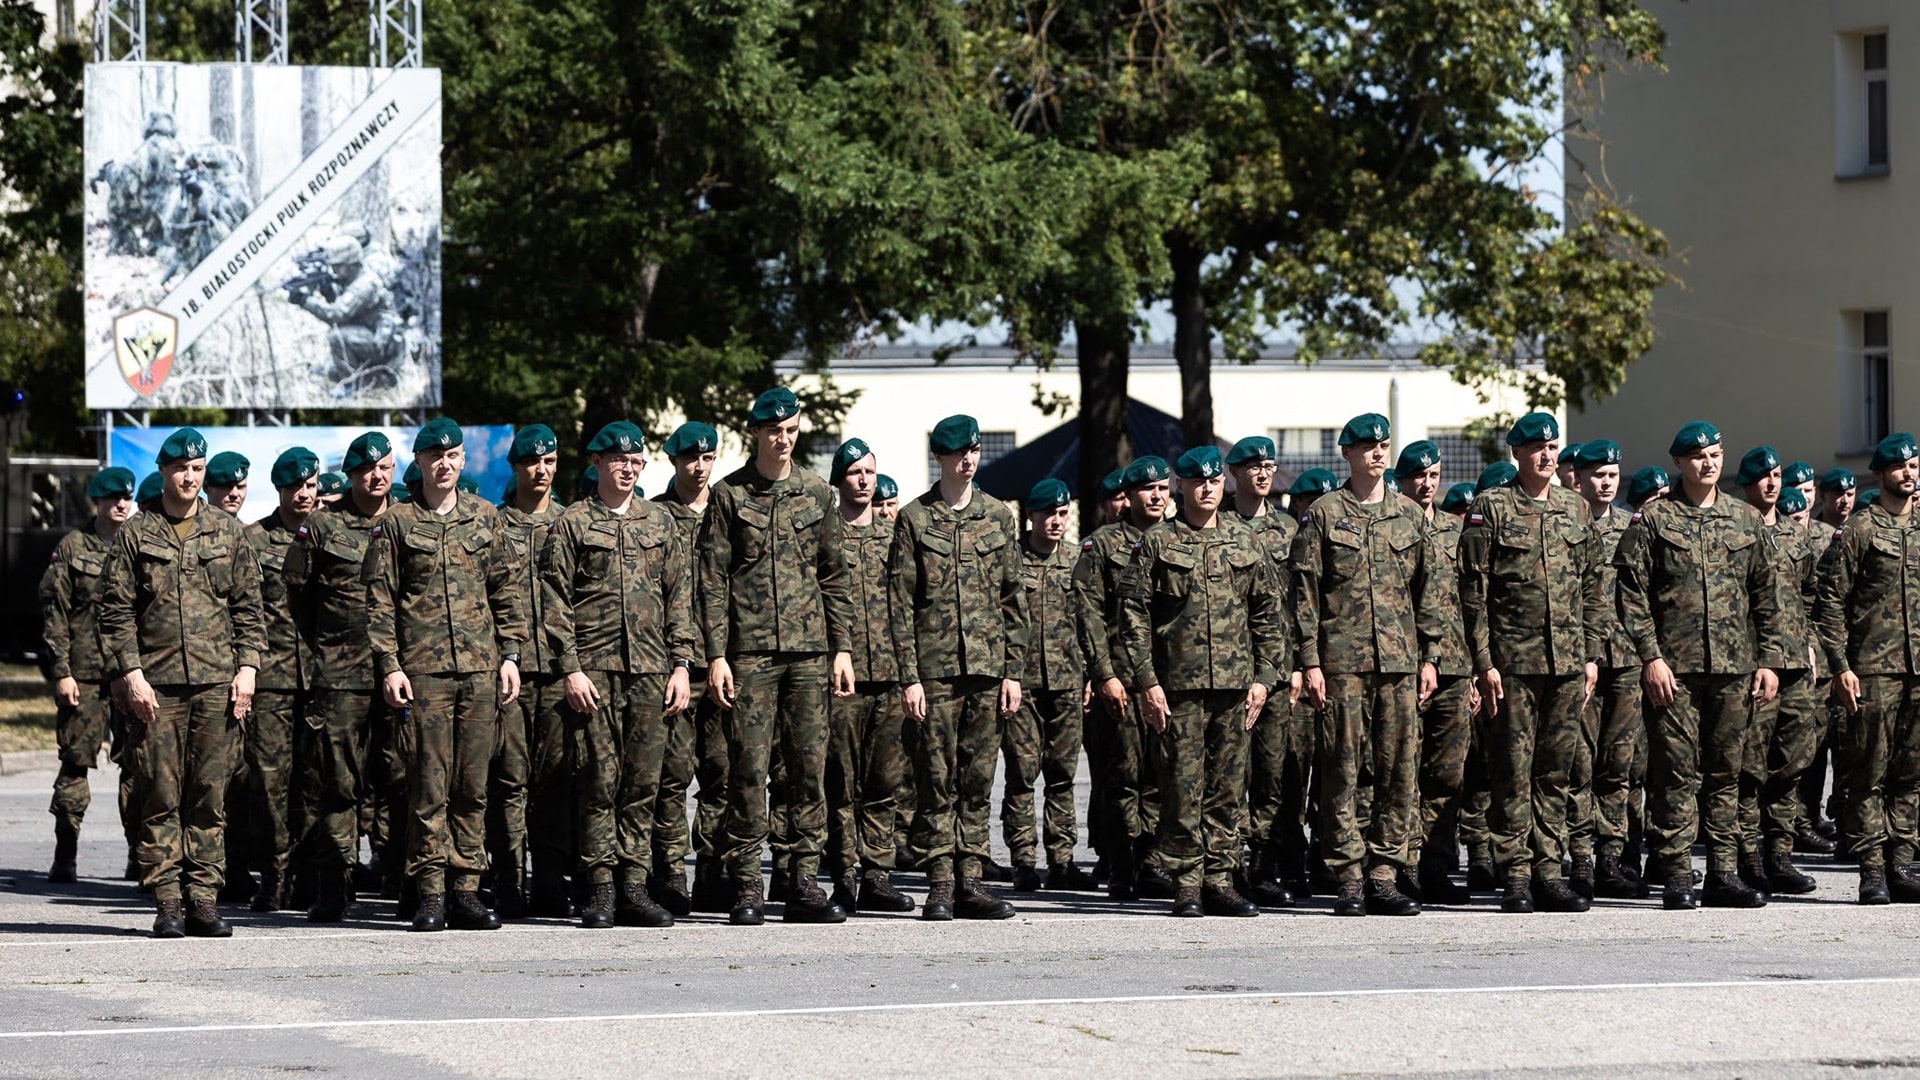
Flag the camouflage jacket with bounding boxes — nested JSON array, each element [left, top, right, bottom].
[[1424, 510, 1472, 678], [1458, 484, 1608, 677], [888, 487, 1027, 683], [1073, 520, 1145, 686], [39, 523, 116, 681], [1763, 513, 1818, 675], [1289, 487, 1441, 675], [1020, 539, 1084, 692], [1816, 502, 1920, 676], [99, 499, 265, 685], [497, 500, 564, 677], [1613, 491, 1784, 675], [284, 496, 390, 690], [653, 483, 708, 667], [1239, 506, 1303, 673], [1120, 513, 1285, 692], [364, 492, 527, 678], [541, 496, 694, 676], [842, 516, 900, 684], [697, 462, 852, 658], [1587, 505, 1639, 669], [244, 511, 311, 692]]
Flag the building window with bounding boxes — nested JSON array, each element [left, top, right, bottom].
[[1426, 428, 1491, 488], [803, 432, 841, 480], [1269, 427, 1343, 476], [1865, 311, 1892, 448], [1839, 31, 1891, 177], [926, 429, 1015, 486], [1868, 34, 1890, 167]]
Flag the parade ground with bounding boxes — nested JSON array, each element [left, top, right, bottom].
[[4, 760, 1920, 1079]]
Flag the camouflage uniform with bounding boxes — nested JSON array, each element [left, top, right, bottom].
[[1581, 505, 1647, 866], [492, 499, 564, 901], [889, 488, 1027, 884], [828, 516, 905, 880], [1004, 536, 1085, 872], [1740, 515, 1822, 860], [697, 464, 852, 887], [1290, 487, 1440, 885], [1415, 510, 1475, 876], [1614, 492, 1783, 878], [1458, 484, 1608, 882], [364, 492, 528, 895], [1803, 519, 1852, 832], [1073, 520, 1160, 871], [542, 496, 695, 888], [1816, 504, 1920, 869], [40, 523, 137, 856], [650, 484, 710, 888], [241, 512, 311, 886], [1120, 515, 1285, 887], [1237, 505, 1310, 885], [99, 500, 266, 904]]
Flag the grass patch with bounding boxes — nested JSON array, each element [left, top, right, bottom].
[[0, 694, 58, 752]]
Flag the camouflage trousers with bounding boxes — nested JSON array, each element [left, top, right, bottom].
[[1646, 673, 1751, 876], [401, 672, 499, 894], [1801, 686, 1852, 828], [1844, 675, 1920, 868], [299, 689, 396, 871], [692, 682, 731, 863], [1458, 727, 1492, 864], [1481, 673, 1586, 880], [566, 671, 670, 886], [1317, 673, 1419, 883], [1089, 696, 1162, 858], [521, 677, 573, 884], [1415, 675, 1474, 863], [1245, 700, 1312, 870], [651, 672, 706, 877], [48, 679, 131, 842], [905, 675, 1002, 884], [1580, 666, 1644, 860], [131, 683, 240, 903], [486, 679, 532, 892], [1001, 687, 1082, 870], [1156, 690, 1250, 889], [1739, 668, 1823, 857], [240, 688, 304, 877], [720, 652, 828, 884], [826, 683, 904, 879]]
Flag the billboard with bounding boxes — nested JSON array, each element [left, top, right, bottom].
[[107, 425, 512, 524], [84, 63, 442, 410]]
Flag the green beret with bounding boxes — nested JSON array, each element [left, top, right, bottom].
[[1098, 468, 1127, 500], [456, 476, 479, 495], [1439, 482, 1475, 514], [136, 472, 163, 501], [929, 414, 982, 456], [1819, 467, 1857, 493], [874, 474, 898, 501], [575, 466, 599, 500], [342, 431, 392, 473], [1573, 439, 1622, 470], [1783, 461, 1816, 486], [1870, 432, 1920, 473], [155, 427, 208, 465], [401, 461, 421, 489], [508, 424, 558, 463], [1627, 465, 1669, 507], [747, 387, 800, 427], [87, 467, 136, 499], [206, 451, 250, 486], [1226, 436, 1276, 466], [1175, 446, 1224, 479], [1027, 478, 1071, 511], [1734, 445, 1781, 486], [1393, 440, 1440, 479], [414, 417, 463, 453], [1560, 442, 1583, 466], [269, 447, 320, 489], [1777, 487, 1809, 515], [1505, 411, 1560, 447], [663, 422, 719, 459], [1383, 472, 1400, 493], [585, 420, 647, 456], [1122, 456, 1171, 489], [1338, 413, 1390, 447], [1668, 420, 1721, 456], [829, 437, 873, 484], [1287, 468, 1337, 496], [317, 472, 349, 497], [1476, 461, 1518, 493], [1862, 488, 1883, 505]]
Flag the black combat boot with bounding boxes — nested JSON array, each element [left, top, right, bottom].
[[1568, 853, 1596, 900], [125, 854, 143, 883], [1418, 855, 1471, 906], [1594, 853, 1650, 899], [251, 868, 284, 913], [1533, 875, 1591, 913], [1202, 883, 1258, 917], [1012, 864, 1043, 892], [1331, 879, 1366, 917], [48, 824, 78, 884], [529, 871, 573, 918], [1136, 861, 1178, 901], [185, 897, 232, 938], [616, 881, 674, 927], [1700, 870, 1766, 909], [1466, 857, 1498, 892], [829, 871, 859, 912], [857, 872, 916, 913], [1794, 823, 1837, 855], [922, 880, 955, 921], [1766, 851, 1817, 895], [218, 872, 256, 905], [494, 873, 527, 919], [650, 865, 691, 918], [307, 870, 348, 923], [1091, 855, 1110, 882], [1394, 866, 1424, 905], [954, 877, 1017, 920], [1247, 852, 1296, 908], [411, 892, 447, 932], [1662, 871, 1697, 910], [1365, 875, 1420, 916], [1106, 848, 1137, 902], [784, 872, 847, 924], [1737, 850, 1772, 897], [690, 856, 731, 914], [1045, 861, 1099, 892], [1889, 865, 1920, 904], [449, 890, 501, 930], [1170, 886, 1203, 918], [981, 859, 1015, 884], [152, 897, 186, 939], [729, 879, 766, 926], [1500, 872, 1534, 914], [579, 882, 616, 929], [1860, 865, 1892, 905]]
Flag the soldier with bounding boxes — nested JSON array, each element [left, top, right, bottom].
[[652, 421, 719, 916], [317, 472, 349, 507], [542, 422, 695, 929], [1627, 466, 1669, 511], [1121, 447, 1284, 917], [1817, 433, 1920, 904], [1076, 456, 1176, 902], [1780, 487, 1812, 527], [365, 418, 529, 932], [1097, 468, 1130, 526], [238, 447, 320, 912], [40, 466, 138, 884], [286, 432, 397, 922], [99, 428, 266, 938], [297, 237, 402, 390], [1815, 469, 1858, 542], [1291, 413, 1441, 916], [873, 475, 900, 522], [1285, 468, 1337, 519], [1477, 461, 1518, 493], [820, 438, 917, 912], [890, 414, 1028, 920], [492, 424, 563, 918], [205, 452, 250, 517], [1557, 443, 1583, 491], [1785, 461, 1818, 510], [1733, 445, 1822, 897], [1002, 478, 1095, 894], [137, 472, 164, 504], [1459, 413, 1605, 914], [697, 387, 855, 926], [1614, 420, 1782, 910], [1440, 483, 1475, 520]]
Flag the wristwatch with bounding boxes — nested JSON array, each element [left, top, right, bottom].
[[502, 652, 520, 665], [673, 658, 694, 670]]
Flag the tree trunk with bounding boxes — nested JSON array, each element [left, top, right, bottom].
[[1075, 312, 1132, 535], [209, 66, 235, 147], [1171, 242, 1214, 453], [300, 67, 322, 157]]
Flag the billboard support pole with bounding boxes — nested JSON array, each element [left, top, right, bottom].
[[94, 0, 146, 62], [236, 0, 290, 65], [370, 0, 423, 69]]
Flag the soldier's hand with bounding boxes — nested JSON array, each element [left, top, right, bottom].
[[1583, 662, 1599, 705], [564, 671, 600, 714], [1288, 670, 1302, 708], [1751, 667, 1778, 705], [664, 668, 691, 715], [1837, 670, 1862, 715], [1642, 658, 1678, 709], [1478, 669, 1505, 719], [1082, 682, 1094, 710], [708, 658, 735, 709], [383, 671, 413, 710], [229, 665, 256, 720], [499, 659, 521, 706], [1468, 682, 1482, 714], [999, 679, 1021, 717], [903, 682, 928, 724], [1098, 677, 1128, 717], [1242, 683, 1269, 731], [831, 652, 856, 698], [120, 669, 158, 724], [1418, 662, 1437, 707], [1143, 685, 1170, 732], [1304, 667, 1327, 710], [53, 676, 79, 709]]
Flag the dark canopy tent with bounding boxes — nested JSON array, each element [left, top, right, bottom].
[[974, 398, 1256, 502]]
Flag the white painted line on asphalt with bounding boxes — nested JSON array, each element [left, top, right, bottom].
[[5, 975, 1920, 1040]]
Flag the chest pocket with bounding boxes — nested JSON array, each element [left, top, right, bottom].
[[972, 526, 1008, 560], [1327, 526, 1366, 578], [623, 522, 666, 572], [400, 525, 442, 577], [1156, 545, 1198, 601], [1717, 530, 1755, 569], [736, 499, 773, 561], [577, 525, 618, 578], [321, 530, 368, 573], [257, 545, 286, 577], [194, 537, 233, 595], [70, 551, 108, 598], [136, 538, 178, 599], [1381, 519, 1422, 582]]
